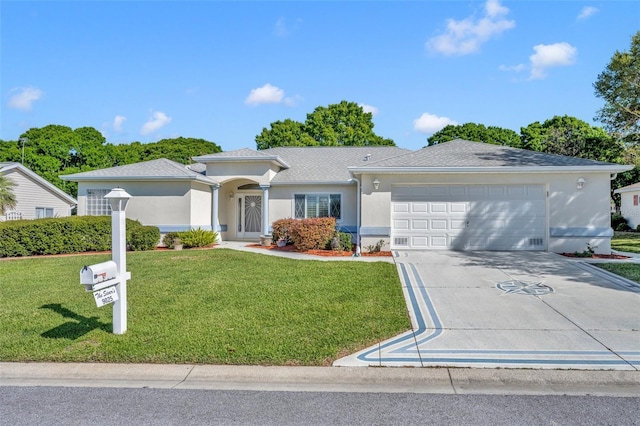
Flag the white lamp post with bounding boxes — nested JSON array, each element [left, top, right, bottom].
[[104, 188, 132, 334]]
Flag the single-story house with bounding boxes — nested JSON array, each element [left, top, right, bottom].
[[61, 139, 631, 254], [614, 182, 640, 229], [1, 162, 77, 221]]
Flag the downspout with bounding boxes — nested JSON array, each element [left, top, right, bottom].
[[350, 177, 361, 256]]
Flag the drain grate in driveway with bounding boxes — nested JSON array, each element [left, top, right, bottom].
[[496, 280, 553, 295]]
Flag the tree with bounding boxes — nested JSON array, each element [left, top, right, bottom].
[[520, 115, 623, 163], [426, 123, 521, 147], [0, 174, 17, 215], [594, 31, 640, 143], [255, 101, 394, 149]]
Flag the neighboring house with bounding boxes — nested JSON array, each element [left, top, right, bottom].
[[61, 140, 631, 254], [0, 162, 77, 221], [614, 182, 640, 229]]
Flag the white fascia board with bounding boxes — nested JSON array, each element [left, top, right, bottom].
[[5, 164, 78, 205], [270, 180, 355, 186], [614, 186, 640, 194], [348, 165, 633, 174], [60, 175, 219, 185]]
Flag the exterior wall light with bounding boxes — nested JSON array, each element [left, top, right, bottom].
[[229, 191, 234, 198], [576, 178, 585, 190], [373, 178, 380, 190]]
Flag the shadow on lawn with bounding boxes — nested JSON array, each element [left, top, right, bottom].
[[39, 303, 110, 339]]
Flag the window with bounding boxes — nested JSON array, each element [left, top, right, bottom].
[[87, 189, 111, 216], [294, 194, 341, 220], [35, 207, 54, 219]]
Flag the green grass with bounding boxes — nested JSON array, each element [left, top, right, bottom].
[[594, 263, 640, 284], [0, 249, 408, 365], [611, 231, 640, 254]]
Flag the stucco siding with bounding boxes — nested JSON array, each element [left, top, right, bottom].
[[206, 162, 274, 185], [190, 183, 213, 230], [77, 181, 195, 231], [358, 172, 613, 253], [2, 169, 73, 220], [619, 191, 640, 229]]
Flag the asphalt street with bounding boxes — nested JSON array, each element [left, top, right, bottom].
[[1, 386, 639, 426]]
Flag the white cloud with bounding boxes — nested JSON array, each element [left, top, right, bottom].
[[498, 63, 525, 72], [529, 42, 577, 80], [413, 113, 458, 134], [359, 104, 379, 116], [274, 17, 302, 37], [245, 83, 285, 105], [113, 115, 127, 132], [577, 6, 598, 20], [426, 0, 515, 56], [7, 87, 43, 111], [140, 111, 172, 135]]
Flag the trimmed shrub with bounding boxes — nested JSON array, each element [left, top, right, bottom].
[[616, 223, 632, 232], [128, 225, 160, 251], [271, 218, 296, 244], [329, 231, 353, 251], [611, 213, 628, 229], [0, 216, 159, 257], [289, 217, 336, 251], [162, 232, 180, 248]]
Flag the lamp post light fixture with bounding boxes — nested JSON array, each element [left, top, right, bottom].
[[576, 177, 586, 190], [104, 188, 132, 334], [373, 178, 380, 190]]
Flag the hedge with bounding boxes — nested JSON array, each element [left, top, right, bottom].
[[289, 217, 337, 251], [0, 216, 159, 257]]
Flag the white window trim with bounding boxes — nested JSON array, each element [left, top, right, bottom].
[[35, 207, 54, 219]]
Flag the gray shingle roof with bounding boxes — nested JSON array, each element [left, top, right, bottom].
[[264, 146, 410, 183], [61, 158, 218, 184], [193, 148, 290, 168], [355, 139, 626, 169]]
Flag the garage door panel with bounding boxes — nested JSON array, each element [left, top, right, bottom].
[[391, 185, 546, 251]]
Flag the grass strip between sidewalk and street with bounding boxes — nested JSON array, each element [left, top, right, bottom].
[[0, 249, 409, 366]]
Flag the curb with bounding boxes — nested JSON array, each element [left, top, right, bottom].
[[1, 363, 639, 396]]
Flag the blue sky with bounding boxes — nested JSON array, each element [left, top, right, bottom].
[[1, 1, 639, 151]]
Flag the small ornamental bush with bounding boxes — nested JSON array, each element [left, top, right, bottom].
[[616, 223, 632, 232], [163, 229, 218, 249], [611, 213, 628, 229], [329, 231, 353, 251], [128, 225, 161, 251], [271, 218, 297, 244], [289, 217, 336, 251], [180, 228, 218, 248]]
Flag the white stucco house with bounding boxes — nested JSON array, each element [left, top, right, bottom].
[[61, 140, 631, 254], [1, 162, 77, 221], [614, 182, 640, 229]]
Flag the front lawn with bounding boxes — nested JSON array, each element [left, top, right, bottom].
[[0, 249, 408, 365], [594, 263, 640, 284], [611, 231, 640, 254]]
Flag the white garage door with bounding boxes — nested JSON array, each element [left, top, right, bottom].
[[391, 185, 546, 251]]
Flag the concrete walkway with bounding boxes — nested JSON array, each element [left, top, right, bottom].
[[335, 251, 640, 370]]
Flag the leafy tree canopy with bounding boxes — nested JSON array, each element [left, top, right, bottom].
[[594, 31, 640, 143], [256, 101, 394, 150], [0, 125, 221, 198], [520, 115, 623, 163], [426, 123, 521, 147]]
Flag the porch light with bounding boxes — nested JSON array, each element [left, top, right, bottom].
[[229, 192, 234, 198], [576, 178, 585, 190], [104, 188, 132, 212], [373, 178, 380, 190]]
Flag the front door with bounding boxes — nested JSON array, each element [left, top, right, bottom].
[[237, 194, 262, 239]]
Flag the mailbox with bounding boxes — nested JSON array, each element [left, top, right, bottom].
[[81, 261, 118, 291]]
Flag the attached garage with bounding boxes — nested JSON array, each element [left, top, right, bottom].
[[391, 184, 547, 251]]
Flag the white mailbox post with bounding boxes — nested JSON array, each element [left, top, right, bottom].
[[105, 188, 132, 335]]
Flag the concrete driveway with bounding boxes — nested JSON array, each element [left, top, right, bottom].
[[335, 251, 640, 370]]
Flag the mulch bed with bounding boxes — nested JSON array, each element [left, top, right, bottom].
[[247, 244, 393, 257], [559, 253, 630, 259]]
